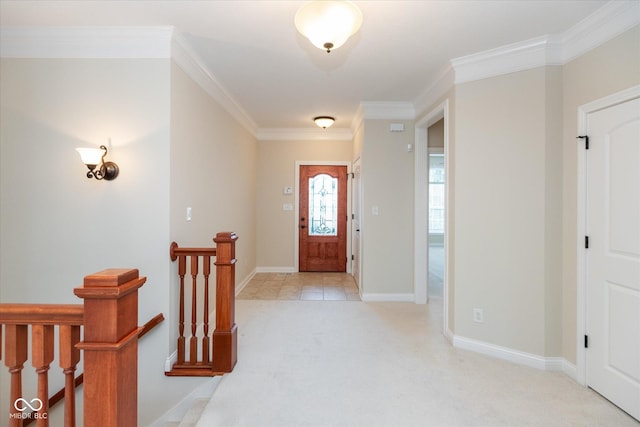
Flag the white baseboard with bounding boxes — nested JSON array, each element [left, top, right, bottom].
[[452, 335, 566, 372], [236, 268, 256, 295], [165, 350, 177, 373], [361, 293, 414, 302], [562, 359, 578, 381], [255, 266, 296, 273], [149, 376, 223, 427]]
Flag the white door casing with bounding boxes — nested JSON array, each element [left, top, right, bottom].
[[352, 158, 362, 289], [583, 95, 640, 420]]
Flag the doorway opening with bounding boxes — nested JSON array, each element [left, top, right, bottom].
[[415, 99, 450, 337]]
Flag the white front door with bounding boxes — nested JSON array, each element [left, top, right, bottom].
[[586, 97, 640, 421]]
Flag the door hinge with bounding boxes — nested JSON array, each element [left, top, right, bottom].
[[584, 335, 589, 348], [577, 135, 589, 150], [585, 236, 589, 249], [351, 254, 355, 260], [352, 213, 355, 219]]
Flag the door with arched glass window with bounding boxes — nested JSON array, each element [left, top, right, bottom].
[[299, 165, 347, 272]]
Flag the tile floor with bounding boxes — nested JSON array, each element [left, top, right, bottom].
[[237, 272, 360, 301]]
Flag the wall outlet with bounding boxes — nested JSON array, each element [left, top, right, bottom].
[[473, 308, 484, 323]]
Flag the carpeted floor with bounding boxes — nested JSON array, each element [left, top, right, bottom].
[[195, 297, 636, 427]]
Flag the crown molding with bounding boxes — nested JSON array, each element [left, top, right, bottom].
[[414, 64, 455, 118], [256, 128, 353, 141], [172, 34, 257, 136], [0, 26, 174, 58], [451, 1, 640, 84], [561, 0, 640, 63]]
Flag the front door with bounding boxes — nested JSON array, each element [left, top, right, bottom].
[[586, 97, 640, 421], [299, 165, 347, 272]]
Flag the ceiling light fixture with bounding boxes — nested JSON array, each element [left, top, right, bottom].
[[314, 116, 335, 128], [295, 1, 363, 53]]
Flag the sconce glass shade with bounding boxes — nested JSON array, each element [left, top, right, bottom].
[[76, 147, 105, 166], [76, 145, 119, 180], [295, 1, 363, 53], [314, 116, 335, 128]]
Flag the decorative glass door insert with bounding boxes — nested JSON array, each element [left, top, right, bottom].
[[309, 174, 338, 236]]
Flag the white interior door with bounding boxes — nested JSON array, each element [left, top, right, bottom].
[[351, 159, 361, 288], [586, 97, 640, 421]]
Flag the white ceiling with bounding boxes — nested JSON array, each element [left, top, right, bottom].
[[0, 0, 609, 130]]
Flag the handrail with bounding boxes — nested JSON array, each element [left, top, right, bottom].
[[170, 241, 216, 261], [1, 269, 149, 427], [21, 312, 165, 426], [0, 303, 83, 325]]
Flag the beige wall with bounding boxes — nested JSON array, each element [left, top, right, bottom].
[[0, 57, 261, 426], [361, 120, 415, 296], [256, 139, 352, 269], [0, 57, 182, 426], [455, 67, 551, 355], [428, 118, 444, 149], [561, 25, 640, 364], [170, 62, 257, 283]]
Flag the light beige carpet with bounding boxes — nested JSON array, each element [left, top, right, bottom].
[[196, 299, 636, 427]]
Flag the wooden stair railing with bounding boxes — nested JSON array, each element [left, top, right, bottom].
[[0, 268, 149, 427], [167, 231, 238, 376]]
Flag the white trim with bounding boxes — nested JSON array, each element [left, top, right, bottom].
[[576, 84, 640, 387], [149, 377, 222, 426], [451, 1, 640, 84], [361, 293, 414, 302], [561, 0, 640, 63], [414, 99, 450, 340], [294, 161, 352, 274], [453, 335, 565, 372], [235, 268, 257, 295], [563, 360, 578, 382], [452, 35, 560, 84], [256, 128, 353, 141], [0, 26, 174, 58], [164, 350, 177, 373], [255, 266, 297, 274], [172, 34, 257, 136], [414, 64, 455, 118]]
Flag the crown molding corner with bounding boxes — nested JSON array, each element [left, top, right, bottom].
[[414, 64, 454, 118], [172, 33, 258, 137], [450, 1, 640, 84]]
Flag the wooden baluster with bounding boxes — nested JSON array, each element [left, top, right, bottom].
[[212, 232, 238, 373], [177, 254, 186, 365], [202, 255, 211, 364], [32, 324, 54, 426], [75, 269, 145, 427], [190, 256, 199, 364], [4, 324, 28, 427], [59, 325, 81, 427]]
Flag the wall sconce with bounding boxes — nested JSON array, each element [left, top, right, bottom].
[[76, 145, 119, 181]]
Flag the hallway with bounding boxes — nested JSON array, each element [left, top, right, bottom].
[[192, 287, 636, 426]]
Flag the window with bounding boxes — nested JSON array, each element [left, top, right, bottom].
[[309, 174, 338, 236], [429, 154, 444, 234]]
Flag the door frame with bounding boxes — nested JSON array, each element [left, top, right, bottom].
[[294, 160, 352, 273], [414, 99, 451, 337], [576, 84, 640, 386]]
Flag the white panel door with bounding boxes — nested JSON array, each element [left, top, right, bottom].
[[586, 97, 640, 421]]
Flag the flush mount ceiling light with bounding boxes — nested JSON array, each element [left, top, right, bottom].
[[314, 116, 335, 128], [295, 1, 363, 53]]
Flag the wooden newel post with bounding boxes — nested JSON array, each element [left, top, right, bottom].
[[74, 269, 146, 427], [212, 232, 238, 373]]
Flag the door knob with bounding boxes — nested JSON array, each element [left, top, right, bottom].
[[301, 225, 307, 229]]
